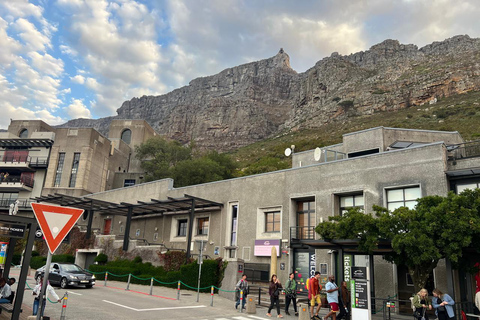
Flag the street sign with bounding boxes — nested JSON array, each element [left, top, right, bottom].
[[30, 203, 84, 254]]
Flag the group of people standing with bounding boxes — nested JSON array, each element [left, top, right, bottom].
[[413, 288, 455, 320]]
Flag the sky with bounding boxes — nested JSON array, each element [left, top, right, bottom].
[[1, 0, 480, 129]]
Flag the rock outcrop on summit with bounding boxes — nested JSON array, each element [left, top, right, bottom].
[[62, 35, 480, 151]]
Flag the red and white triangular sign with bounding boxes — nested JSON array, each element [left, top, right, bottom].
[[31, 203, 84, 254]]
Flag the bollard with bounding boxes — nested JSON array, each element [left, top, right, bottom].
[[246, 296, 256, 314], [239, 290, 244, 313], [60, 292, 68, 320], [177, 281, 181, 300], [299, 303, 310, 320], [104, 271, 108, 287], [149, 278, 154, 295], [126, 274, 131, 291], [210, 286, 214, 307]]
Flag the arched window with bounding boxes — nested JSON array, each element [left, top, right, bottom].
[[121, 129, 132, 144], [19, 129, 28, 138]]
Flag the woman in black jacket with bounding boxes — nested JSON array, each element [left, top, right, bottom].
[[267, 274, 283, 318]]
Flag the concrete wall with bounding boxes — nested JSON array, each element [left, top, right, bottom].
[[7, 120, 54, 137]]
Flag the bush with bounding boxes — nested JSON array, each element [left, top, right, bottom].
[[12, 254, 22, 266], [30, 256, 47, 269], [133, 256, 142, 263], [52, 254, 75, 263], [94, 253, 108, 264], [31, 251, 40, 257], [29, 254, 75, 269]]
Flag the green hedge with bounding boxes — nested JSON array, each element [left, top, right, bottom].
[[87, 258, 227, 292], [29, 254, 75, 269]]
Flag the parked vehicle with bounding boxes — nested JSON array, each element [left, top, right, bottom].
[[35, 263, 96, 289]]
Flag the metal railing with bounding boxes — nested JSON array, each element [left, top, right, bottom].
[[0, 155, 48, 167], [0, 175, 34, 188], [447, 140, 480, 160], [290, 226, 316, 240], [0, 198, 32, 208]]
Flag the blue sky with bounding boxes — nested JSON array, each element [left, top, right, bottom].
[[1, 0, 480, 129]]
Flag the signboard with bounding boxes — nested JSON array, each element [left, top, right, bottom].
[[294, 251, 315, 292], [31, 203, 84, 254], [238, 264, 244, 273], [351, 264, 371, 320], [352, 279, 368, 309], [254, 239, 280, 257], [280, 263, 285, 270], [0, 222, 26, 238], [344, 254, 352, 282]]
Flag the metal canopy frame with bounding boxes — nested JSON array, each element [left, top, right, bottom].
[[33, 193, 223, 260], [0, 138, 54, 148]]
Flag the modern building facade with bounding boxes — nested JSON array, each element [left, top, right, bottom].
[[76, 126, 479, 310]]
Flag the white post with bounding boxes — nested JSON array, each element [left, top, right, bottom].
[[37, 251, 52, 320]]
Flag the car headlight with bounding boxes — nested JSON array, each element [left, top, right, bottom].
[[92, 275, 96, 280], [69, 275, 78, 280]]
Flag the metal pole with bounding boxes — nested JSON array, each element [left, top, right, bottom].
[[60, 292, 68, 320], [150, 277, 154, 295], [126, 274, 131, 291], [196, 240, 204, 302], [104, 271, 108, 287], [240, 290, 244, 313], [177, 281, 181, 300], [37, 251, 53, 320], [210, 286, 214, 307]]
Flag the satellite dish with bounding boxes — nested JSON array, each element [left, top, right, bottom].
[[314, 147, 321, 161], [284, 148, 292, 157]]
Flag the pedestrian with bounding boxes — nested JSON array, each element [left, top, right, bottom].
[[475, 289, 480, 314], [235, 274, 249, 310], [432, 288, 455, 320], [266, 274, 283, 318], [8, 278, 15, 286], [285, 272, 298, 316], [337, 281, 350, 320], [0, 172, 4, 183], [308, 271, 322, 319], [324, 275, 340, 320], [32, 274, 62, 316], [413, 288, 432, 320], [0, 278, 12, 303]]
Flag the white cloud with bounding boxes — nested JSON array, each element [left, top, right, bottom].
[[71, 75, 85, 84], [28, 52, 64, 77], [64, 99, 91, 119], [13, 18, 51, 52], [59, 44, 78, 57]]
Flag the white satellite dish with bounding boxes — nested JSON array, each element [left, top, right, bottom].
[[314, 147, 321, 161], [284, 148, 292, 157]]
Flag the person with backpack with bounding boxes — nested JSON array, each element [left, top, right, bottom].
[[235, 274, 249, 310], [285, 272, 298, 316], [267, 274, 283, 318], [308, 271, 322, 320]]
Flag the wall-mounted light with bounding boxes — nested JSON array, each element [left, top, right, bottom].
[[154, 227, 158, 231], [119, 221, 122, 224]]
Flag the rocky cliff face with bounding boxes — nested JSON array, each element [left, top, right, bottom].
[[62, 35, 480, 151]]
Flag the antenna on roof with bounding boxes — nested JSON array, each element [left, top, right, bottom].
[[284, 145, 295, 157]]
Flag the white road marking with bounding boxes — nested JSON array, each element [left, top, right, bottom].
[[103, 300, 207, 312], [240, 316, 266, 320], [233, 317, 259, 320], [66, 291, 82, 295]]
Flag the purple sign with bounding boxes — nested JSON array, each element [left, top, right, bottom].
[[254, 239, 281, 256]]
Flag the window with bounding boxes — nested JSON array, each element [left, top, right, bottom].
[[457, 182, 480, 193], [124, 179, 136, 187], [265, 211, 281, 232], [339, 194, 364, 215], [54, 153, 65, 187], [387, 186, 421, 211], [19, 129, 28, 138], [230, 204, 238, 246], [197, 217, 209, 235], [296, 201, 315, 239], [69, 153, 80, 187], [121, 129, 132, 144], [177, 219, 188, 237]]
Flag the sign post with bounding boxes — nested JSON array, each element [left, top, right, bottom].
[[31, 203, 84, 320], [196, 240, 205, 303], [351, 261, 371, 320]]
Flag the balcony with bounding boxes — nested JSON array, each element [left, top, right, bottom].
[[0, 155, 48, 170], [0, 198, 33, 209], [290, 226, 316, 242], [0, 174, 34, 191], [447, 140, 480, 161]]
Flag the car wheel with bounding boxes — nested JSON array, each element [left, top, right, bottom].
[[60, 278, 68, 289], [85, 285, 93, 288]]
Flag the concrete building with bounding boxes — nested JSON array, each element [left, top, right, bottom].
[[74, 126, 479, 309]]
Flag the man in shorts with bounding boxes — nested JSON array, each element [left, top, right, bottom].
[[309, 271, 322, 319], [324, 275, 340, 320]]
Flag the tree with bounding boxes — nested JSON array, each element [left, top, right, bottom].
[[135, 136, 192, 181], [315, 189, 480, 291]]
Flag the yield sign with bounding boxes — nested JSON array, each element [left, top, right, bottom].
[[31, 203, 84, 254]]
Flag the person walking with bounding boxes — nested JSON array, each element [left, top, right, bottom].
[[267, 274, 283, 318], [413, 288, 432, 320], [324, 275, 340, 320], [337, 281, 350, 320], [235, 274, 249, 310], [432, 288, 455, 320], [308, 271, 322, 320], [32, 274, 62, 316], [285, 272, 298, 316]]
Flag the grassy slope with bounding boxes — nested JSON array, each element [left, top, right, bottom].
[[231, 90, 480, 174]]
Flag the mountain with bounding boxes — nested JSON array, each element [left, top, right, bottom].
[[61, 35, 480, 151]]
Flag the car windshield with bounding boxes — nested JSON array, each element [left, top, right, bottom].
[[61, 264, 83, 272]]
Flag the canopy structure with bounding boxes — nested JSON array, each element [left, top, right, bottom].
[[33, 193, 223, 260], [0, 138, 54, 147]]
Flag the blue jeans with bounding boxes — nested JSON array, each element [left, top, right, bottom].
[[235, 294, 247, 309], [0, 299, 10, 303], [32, 298, 46, 316]]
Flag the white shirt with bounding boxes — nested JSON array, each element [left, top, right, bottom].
[[0, 284, 11, 299], [475, 291, 480, 310], [33, 282, 60, 301]]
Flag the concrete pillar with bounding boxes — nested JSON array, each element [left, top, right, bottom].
[[299, 303, 310, 320], [246, 296, 256, 314]]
